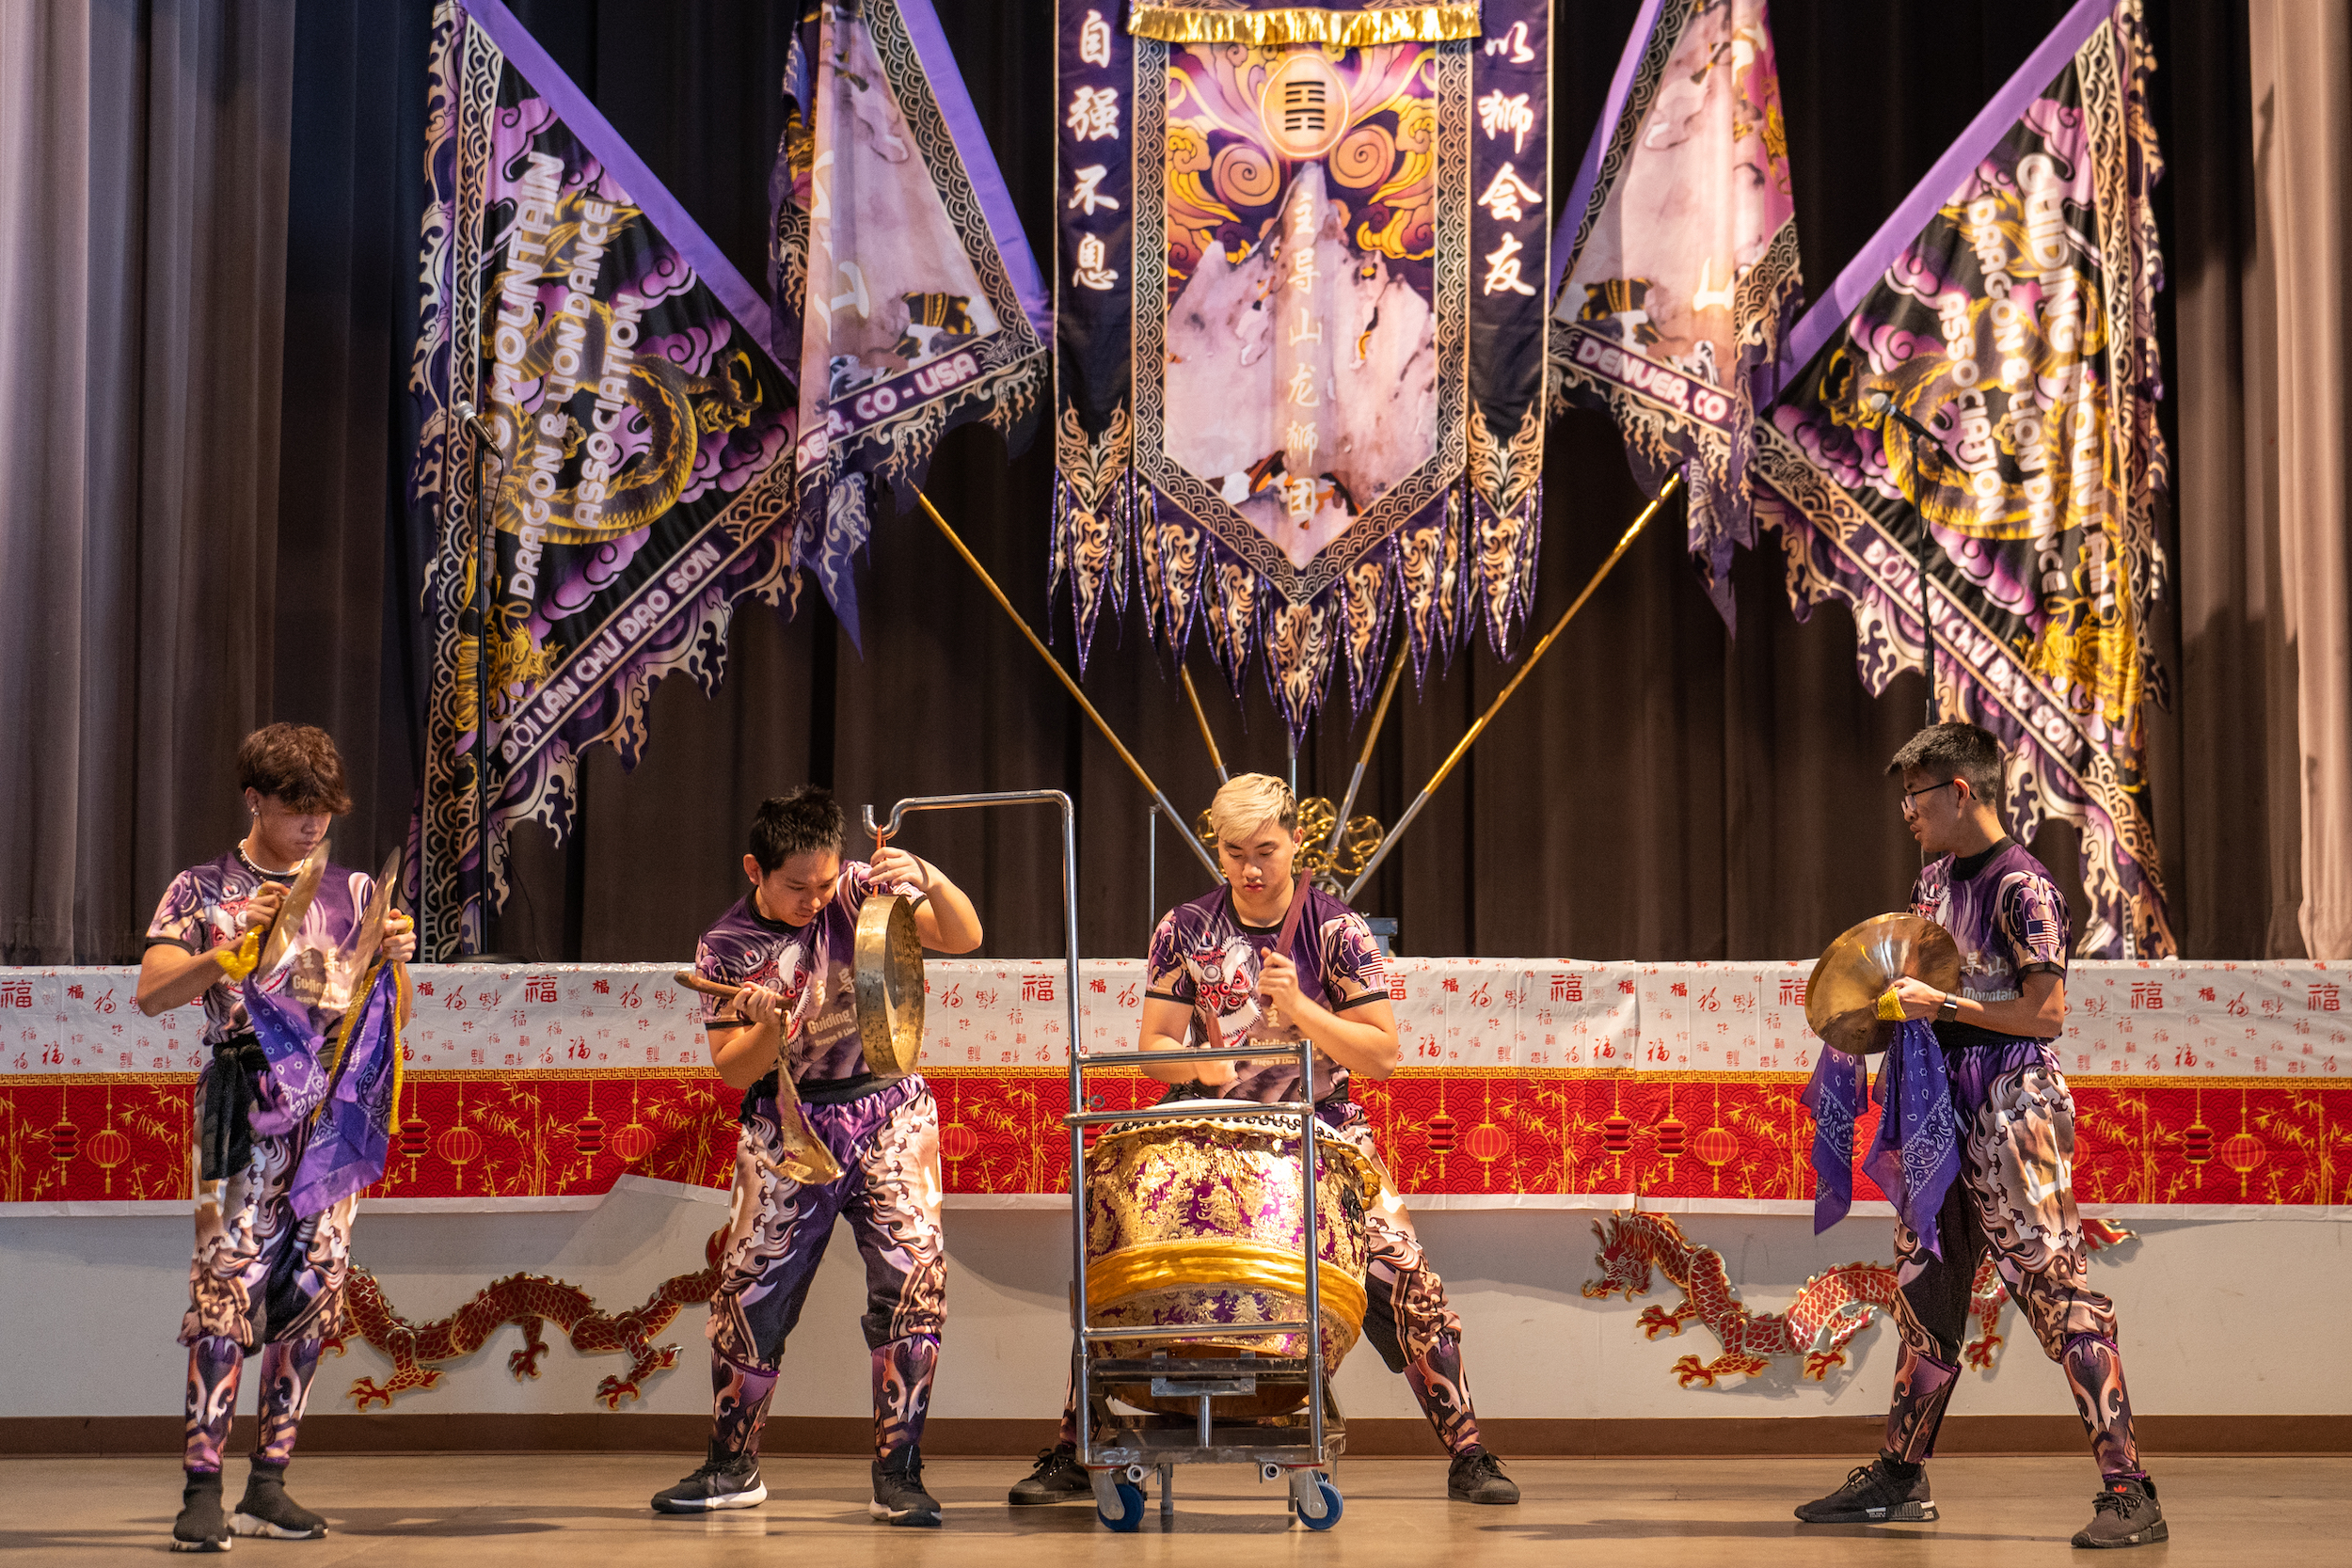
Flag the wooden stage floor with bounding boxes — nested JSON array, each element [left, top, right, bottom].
[[5, 1454, 2338, 1564]]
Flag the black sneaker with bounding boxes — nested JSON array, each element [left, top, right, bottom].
[[230, 1461, 326, 1540], [870, 1444, 943, 1528], [1447, 1448, 1519, 1504], [2073, 1475, 2168, 1548], [650, 1444, 767, 1513], [1794, 1456, 1937, 1523], [1008, 1442, 1091, 1505], [171, 1471, 230, 1553]]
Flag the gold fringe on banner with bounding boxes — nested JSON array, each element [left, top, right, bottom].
[[1127, 4, 1483, 46]]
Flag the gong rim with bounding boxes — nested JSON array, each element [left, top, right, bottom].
[[1804, 911, 1962, 1056], [853, 894, 925, 1076]]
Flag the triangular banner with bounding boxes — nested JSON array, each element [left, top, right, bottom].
[[1754, 0, 2172, 957], [406, 0, 807, 957]]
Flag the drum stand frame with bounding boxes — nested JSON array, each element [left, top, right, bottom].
[[1066, 1032, 1344, 1529]]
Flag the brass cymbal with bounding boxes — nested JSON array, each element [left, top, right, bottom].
[[1804, 912, 1961, 1056], [854, 894, 926, 1077]]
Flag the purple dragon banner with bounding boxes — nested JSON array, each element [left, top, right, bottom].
[[406, 0, 803, 958], [1051, 2, 1552, 733], [1546, 0, 1802, 626], [1753, 0, 2172, 957], [768, 0, 1051, 647]]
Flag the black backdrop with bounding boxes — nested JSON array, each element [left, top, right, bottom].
[[233, 1, 2272, 966]]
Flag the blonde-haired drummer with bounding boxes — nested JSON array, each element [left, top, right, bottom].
[[1008, 774, 1518, 1507]]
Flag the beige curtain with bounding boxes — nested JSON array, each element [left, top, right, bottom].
[[2249, 1, 2352, 958], [0, 1, 296, 961]]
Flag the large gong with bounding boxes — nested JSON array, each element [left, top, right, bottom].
[[854, 894, 926, 1077]]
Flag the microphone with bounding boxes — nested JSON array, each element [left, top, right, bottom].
[[1862, 388, 1938, 446], [453, 399, 498, 443]]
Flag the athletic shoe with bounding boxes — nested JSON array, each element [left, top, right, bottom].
[[649, 1444, 767, 1513], [1447, 1448, 1520, 1504], [230, 1462, 327, 1540], [1794, 1455, 1938, 1524], [1007, 1443, 1091, 1506], [869, 1444, 943, 1527], [2073, 1475, 2169, 1549], [171, 1471, 230, 1553]]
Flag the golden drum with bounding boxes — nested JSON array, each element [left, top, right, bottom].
[[1083, 1114, 1376, 1418]]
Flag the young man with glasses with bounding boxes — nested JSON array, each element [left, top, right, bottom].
[[1792, 721, 2165, 1549]]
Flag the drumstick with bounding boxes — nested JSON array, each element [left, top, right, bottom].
[[673, 970, 755, 1030]]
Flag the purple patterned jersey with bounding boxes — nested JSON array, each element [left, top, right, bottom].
[[1909, 837, 2070, 1004], [694, 862, 925, 1085], [1145, 884, 1390, 1103], [146, 848, 376, 1047]]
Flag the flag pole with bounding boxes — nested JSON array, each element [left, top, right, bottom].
[[913, 489, 1218, 879], [1329, 643, 1408, 854], [1178, 663, 1229, 784], [1345, 475, 1682, 900]]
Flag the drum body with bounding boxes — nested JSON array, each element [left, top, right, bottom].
[[1083, 1114, 1375, 1419]]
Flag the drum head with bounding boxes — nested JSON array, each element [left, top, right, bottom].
[[1804, 912, 1961, 1056], [854, 894, 925, 1077]]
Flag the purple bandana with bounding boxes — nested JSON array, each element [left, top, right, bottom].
[[1803, 1018, 1964, 1258]]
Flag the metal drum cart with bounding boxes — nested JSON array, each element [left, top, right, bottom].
[[1067, 1028, 1353, 1530], [862, 789, 1349, 1531]]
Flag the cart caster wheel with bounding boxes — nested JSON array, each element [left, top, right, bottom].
[[1293, 1473, 1343, 1531], [1097, 1481, 1147, 1532]]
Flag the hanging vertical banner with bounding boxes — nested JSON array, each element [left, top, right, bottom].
[[1753, 0, 2172, 957], [407, 0, 808, 958], [1052, 2, 1553, 732], [769, 0, 1052, 647], [1546, 0, 1802, 626]]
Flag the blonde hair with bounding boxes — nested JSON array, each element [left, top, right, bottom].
[[1208, 772, 1298, 845]]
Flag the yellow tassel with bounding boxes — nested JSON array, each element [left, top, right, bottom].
[[1876, 987, 1907, 1022], [385, 965, 407, 1139], [214, 929, 263, 982]]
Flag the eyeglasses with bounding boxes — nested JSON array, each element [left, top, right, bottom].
[[1899, 780, 1959, 816]]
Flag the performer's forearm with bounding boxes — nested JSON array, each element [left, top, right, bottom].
[[136, 946, 229, 1017], [1284, 997, 1400, 1080], [1138, 1022, 1235, 1085], [707, 1020, 785, 1090], [1949, 980, 2065, 1039], [912, 865, 983, 954]]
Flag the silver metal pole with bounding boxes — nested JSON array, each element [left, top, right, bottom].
[[1297, 1035, 1325, 1464], [861, 791, 1089, 1461]]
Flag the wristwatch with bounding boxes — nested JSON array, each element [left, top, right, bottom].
[[1936, 990, 1961, 1023]]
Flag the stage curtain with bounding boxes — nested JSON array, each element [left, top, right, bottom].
[[0, 0, 296, 963], [2249, 2, 2352, 958], [1, 0, 2326, 967]]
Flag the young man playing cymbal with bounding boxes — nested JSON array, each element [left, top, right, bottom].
[[653, 785, 980, 1528], [137, 723, 416, 1551], [1794, 721, 2165, 1549], [1009, 773, 1518, 1508]]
